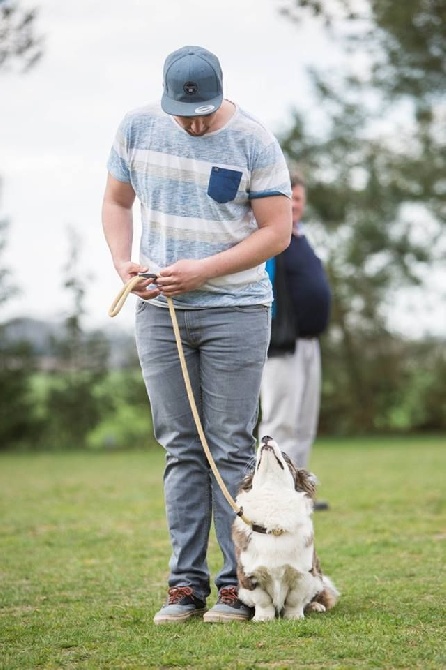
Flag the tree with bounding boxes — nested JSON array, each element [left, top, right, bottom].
[[280, 102, 431, 431], [0, 3, 45, 448], [280, 1, 446, 222], [280, 0, 446, 100], [0, 0, 43, 72], [278, 0, 445, 432], [0, 209, 40, 449], [44, 227, 111, 449]]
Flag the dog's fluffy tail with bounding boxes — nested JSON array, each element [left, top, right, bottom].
[[318, 575, 340, 610], [305, 575, 340, 613]]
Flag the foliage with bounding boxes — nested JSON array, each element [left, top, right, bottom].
[[0, 337, 42, 447], [0, 437, 444, 668], [277, 0, 445, 433], [0, 3, 44, 448], [280, 0, 446, 217], [0, 207, 19, 309], [385, 339, 446, 432], [42, 373, 107, 449], [319, 333, 446, 435], [42, 227, 111, 449], [0, 0, 43, 72], [0, 214, 42, 449], [281, 101, 441, 432], [87, 369, 153, 450], [280, 0, 446, 100], [26, 367, 153, 452]]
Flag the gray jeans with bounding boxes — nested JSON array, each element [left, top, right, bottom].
[[135, 301, 270, 601]]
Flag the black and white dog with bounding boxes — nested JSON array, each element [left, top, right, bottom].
[[233, 436, 339, 622]]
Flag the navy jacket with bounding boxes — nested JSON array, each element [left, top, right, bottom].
[[267, 233, 331, 348]]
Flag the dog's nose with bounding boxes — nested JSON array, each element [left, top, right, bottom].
[[261, 435, 273, 445]]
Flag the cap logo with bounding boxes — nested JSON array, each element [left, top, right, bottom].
[[183, 81, 198, 95], [194, 104, 216, 114]]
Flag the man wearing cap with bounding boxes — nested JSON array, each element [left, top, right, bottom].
[[102, 45, 292, 624]]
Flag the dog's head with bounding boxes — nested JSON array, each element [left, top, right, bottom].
[[239, 435, 318, 499]]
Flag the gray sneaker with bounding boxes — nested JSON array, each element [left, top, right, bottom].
[[153, 586, 207, 624], [203, 586, 253, 623]]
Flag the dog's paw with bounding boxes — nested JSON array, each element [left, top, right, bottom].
[[304, 601, 327, 614], [253, 606, 276, 622], [253, 614, 276, 622], [282, 609, 305, 620]]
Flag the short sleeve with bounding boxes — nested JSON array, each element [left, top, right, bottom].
[[249, 137, 291, 200], [106, 115, 131, 183]]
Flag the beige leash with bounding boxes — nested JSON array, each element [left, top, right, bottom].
[[109, 276, 252, 526], [108, 275, 144, 318]]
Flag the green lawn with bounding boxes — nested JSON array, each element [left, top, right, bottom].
[[1, 436, 445, 669]]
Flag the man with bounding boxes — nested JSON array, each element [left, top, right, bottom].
[[259, 173, 331, 509], [102, 45, 292, 624]]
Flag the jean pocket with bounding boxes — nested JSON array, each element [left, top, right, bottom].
[[135, 299, 147, 315], [207, 166, 242, 203]]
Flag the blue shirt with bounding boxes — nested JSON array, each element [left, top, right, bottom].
[[107, 103, 291, 308]]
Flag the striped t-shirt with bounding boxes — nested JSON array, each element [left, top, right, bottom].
[[107, 103, 291, 308]]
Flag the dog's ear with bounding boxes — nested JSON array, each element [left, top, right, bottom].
[[294, 467, 318, 499], [281, 451, 318, 498], [281, 451, 319, 497], [282, 451, 301, 489]]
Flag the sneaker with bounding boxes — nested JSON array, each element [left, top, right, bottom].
[[203, 586, 253, 623], [153, 586, 207, 624]]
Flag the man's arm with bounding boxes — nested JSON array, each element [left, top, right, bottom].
[[102, 174, 160, 296], [156, 194, 292, 296], [102, 174, 135, 277]]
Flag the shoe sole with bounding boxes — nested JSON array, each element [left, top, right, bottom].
[[203, 611, 250, 623], [153, 608, 207, 625], [314, 502, 330, 511]]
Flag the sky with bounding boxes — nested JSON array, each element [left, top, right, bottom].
[[0, 0, 444, 337]]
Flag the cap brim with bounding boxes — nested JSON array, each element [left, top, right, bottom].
[[161, 93, 223, 117]]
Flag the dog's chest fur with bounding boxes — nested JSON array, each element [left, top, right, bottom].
[[235, 485, 315, 578]]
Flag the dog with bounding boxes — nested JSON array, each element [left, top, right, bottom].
[[232, 435, 339, 622]]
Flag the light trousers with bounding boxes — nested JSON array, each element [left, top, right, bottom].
[[259, 338, 321, 468]]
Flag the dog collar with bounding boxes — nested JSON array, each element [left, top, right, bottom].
[[236, 508, 286, 536], [251, 523, 286, 536]]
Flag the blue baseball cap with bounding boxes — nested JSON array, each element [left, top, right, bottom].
[[161, 46, 223, 117]]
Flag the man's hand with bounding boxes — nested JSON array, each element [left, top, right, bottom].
[[156, 259, 210, 296], [116, 261, 160, 299]]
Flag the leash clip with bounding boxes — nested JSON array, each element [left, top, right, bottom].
[[138, 272, 158, 280]]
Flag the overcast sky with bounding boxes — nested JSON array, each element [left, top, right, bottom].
[[1, 0, 444, 337]]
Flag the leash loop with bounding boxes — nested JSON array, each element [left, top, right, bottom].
[[108, 275, 143, 318], [109, 277, 252, 526]]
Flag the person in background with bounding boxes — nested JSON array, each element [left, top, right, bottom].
[[259, 172, 331, 511], [102, 45, 292, 624]]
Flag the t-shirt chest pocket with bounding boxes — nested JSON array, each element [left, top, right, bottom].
[[207, 166, 243, 203]]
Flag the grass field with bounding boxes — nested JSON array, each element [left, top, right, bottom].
[[1, 436, 445, 669]]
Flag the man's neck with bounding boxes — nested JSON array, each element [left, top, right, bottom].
[[211, 100, 236, 131]]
